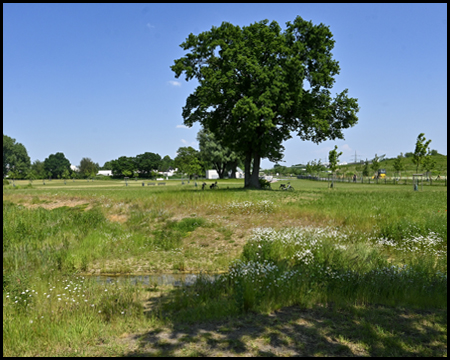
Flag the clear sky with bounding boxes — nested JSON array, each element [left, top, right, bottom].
[[3, 3, 447, 169]]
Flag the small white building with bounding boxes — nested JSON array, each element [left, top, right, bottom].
[[206, 170, 219, 179], [206, 168, 245, 179], [97, 170, 113, 176]]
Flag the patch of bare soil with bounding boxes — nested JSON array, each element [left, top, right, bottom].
[[21, 198, 92, 211], [107, 214, 128, 223]]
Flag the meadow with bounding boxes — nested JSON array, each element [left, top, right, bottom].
[[3, 178, 447, 356]]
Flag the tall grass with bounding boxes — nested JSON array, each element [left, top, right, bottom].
[[161, 225, 447, 322], [3, 180, 447, 355]]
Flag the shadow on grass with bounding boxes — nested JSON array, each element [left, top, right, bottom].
[[122, 297, 447, 357]]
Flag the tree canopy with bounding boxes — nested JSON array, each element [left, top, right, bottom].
[[197, 128, 241, 179], [159, 155, 174, 172], [110, 156, 136, 177], [135, 152, 162, 178], [3, 134, 31, 179], [43, 152, 71, 179], [78, 157, 99, 178], [174, 146, 203, 178], [171, 16, 359, 188]]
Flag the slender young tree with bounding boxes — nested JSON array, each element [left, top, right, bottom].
[[422, 150, 436, 180], [171, 16, 359, 188], [371, 154, 381, 182], [328, 145, 342, 188], [412, 133, 432, 173], [392, 153, 405, 179]]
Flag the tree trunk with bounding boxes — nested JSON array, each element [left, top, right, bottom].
[[244, 152, 252, 188], [246, 152, 261, 189], [228, 160, 237, 179], [217, 163, 226, 179]]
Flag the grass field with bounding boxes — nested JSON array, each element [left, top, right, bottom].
[[3, 179, 447, 356]]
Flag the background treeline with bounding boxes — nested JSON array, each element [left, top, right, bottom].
[[4, 132, 446, 181], [3, 130, 245, 180]]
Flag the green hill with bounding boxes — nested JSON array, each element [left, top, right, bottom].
[[338, 154, 447, 178]]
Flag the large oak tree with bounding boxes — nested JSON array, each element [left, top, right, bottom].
[[171, 16, 359, 188]]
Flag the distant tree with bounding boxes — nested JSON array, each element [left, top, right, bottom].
[[422, 150, 436, 179], [313, 159, 325, 175], [135, 152, 162, 178], [328, 146, 342, 187], [392, 153, 405, 179], [3, 134, 31, 179], [43, 152, 71, 179], [404, 152, 414, 158], [100, 161, 113, 170], [159, 155, 174, 172], [110, 156, 136, 177], [122, 170, 132, 178], [78, 157, 99, 178], [30, 160, 47, 179], [61, 168, 71, 182], [328, 146, 342, 174], [26, 170, 36, 184], [197, 129, 241, 179], [371, 154, 381, 179], [305, 161, 314, 175], [174, 147, 203, 179], [430, 149, 439, 156], [412, 133, 432, 173], [362, 159, 370, 177]]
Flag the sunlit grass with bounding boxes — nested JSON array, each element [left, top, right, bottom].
[[3, 178, 447, 356]]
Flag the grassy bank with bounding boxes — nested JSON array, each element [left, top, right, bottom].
[[3, 179, 447, 356]]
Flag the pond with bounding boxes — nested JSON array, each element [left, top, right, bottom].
[[93, 273, 220, 287]]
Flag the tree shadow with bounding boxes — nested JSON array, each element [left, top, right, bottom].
[[122, 292, 447, 357]]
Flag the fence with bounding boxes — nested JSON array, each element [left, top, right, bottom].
[[296, 175, 447, 187]]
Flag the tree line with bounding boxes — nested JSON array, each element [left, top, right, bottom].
[[3, 130, 245, 180]]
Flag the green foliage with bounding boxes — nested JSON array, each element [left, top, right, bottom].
[[135, 152, 162, 178], [110, 156, 136, 177], [30, 160, 47, 179], [152, 217, 206, 250], [362, 159, 370, 177], [174, 146, 203, 178], [422, 151, 436, 176], [43, 152, 71, 179], [171, 16, 359, 188], [3, 134, 31, 179], [258, 178, 271, 189], [159, 155, 174, 172], [328, 146, 342, 174], [371, 154, 381, 175], [78, 157, 99, 178], [197, 128, 242, 179], [412, 133, 432, 172], [392, 153, 405, 176]]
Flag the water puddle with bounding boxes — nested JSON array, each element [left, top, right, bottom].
[[93, 273, 220, 287]]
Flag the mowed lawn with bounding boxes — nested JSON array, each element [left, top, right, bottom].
[[3, 179, 447, 357]]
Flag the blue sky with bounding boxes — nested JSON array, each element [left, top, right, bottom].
[[3, 3, 447, 169]]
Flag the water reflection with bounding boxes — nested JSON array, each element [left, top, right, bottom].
[[94, 273, 219, 287]]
